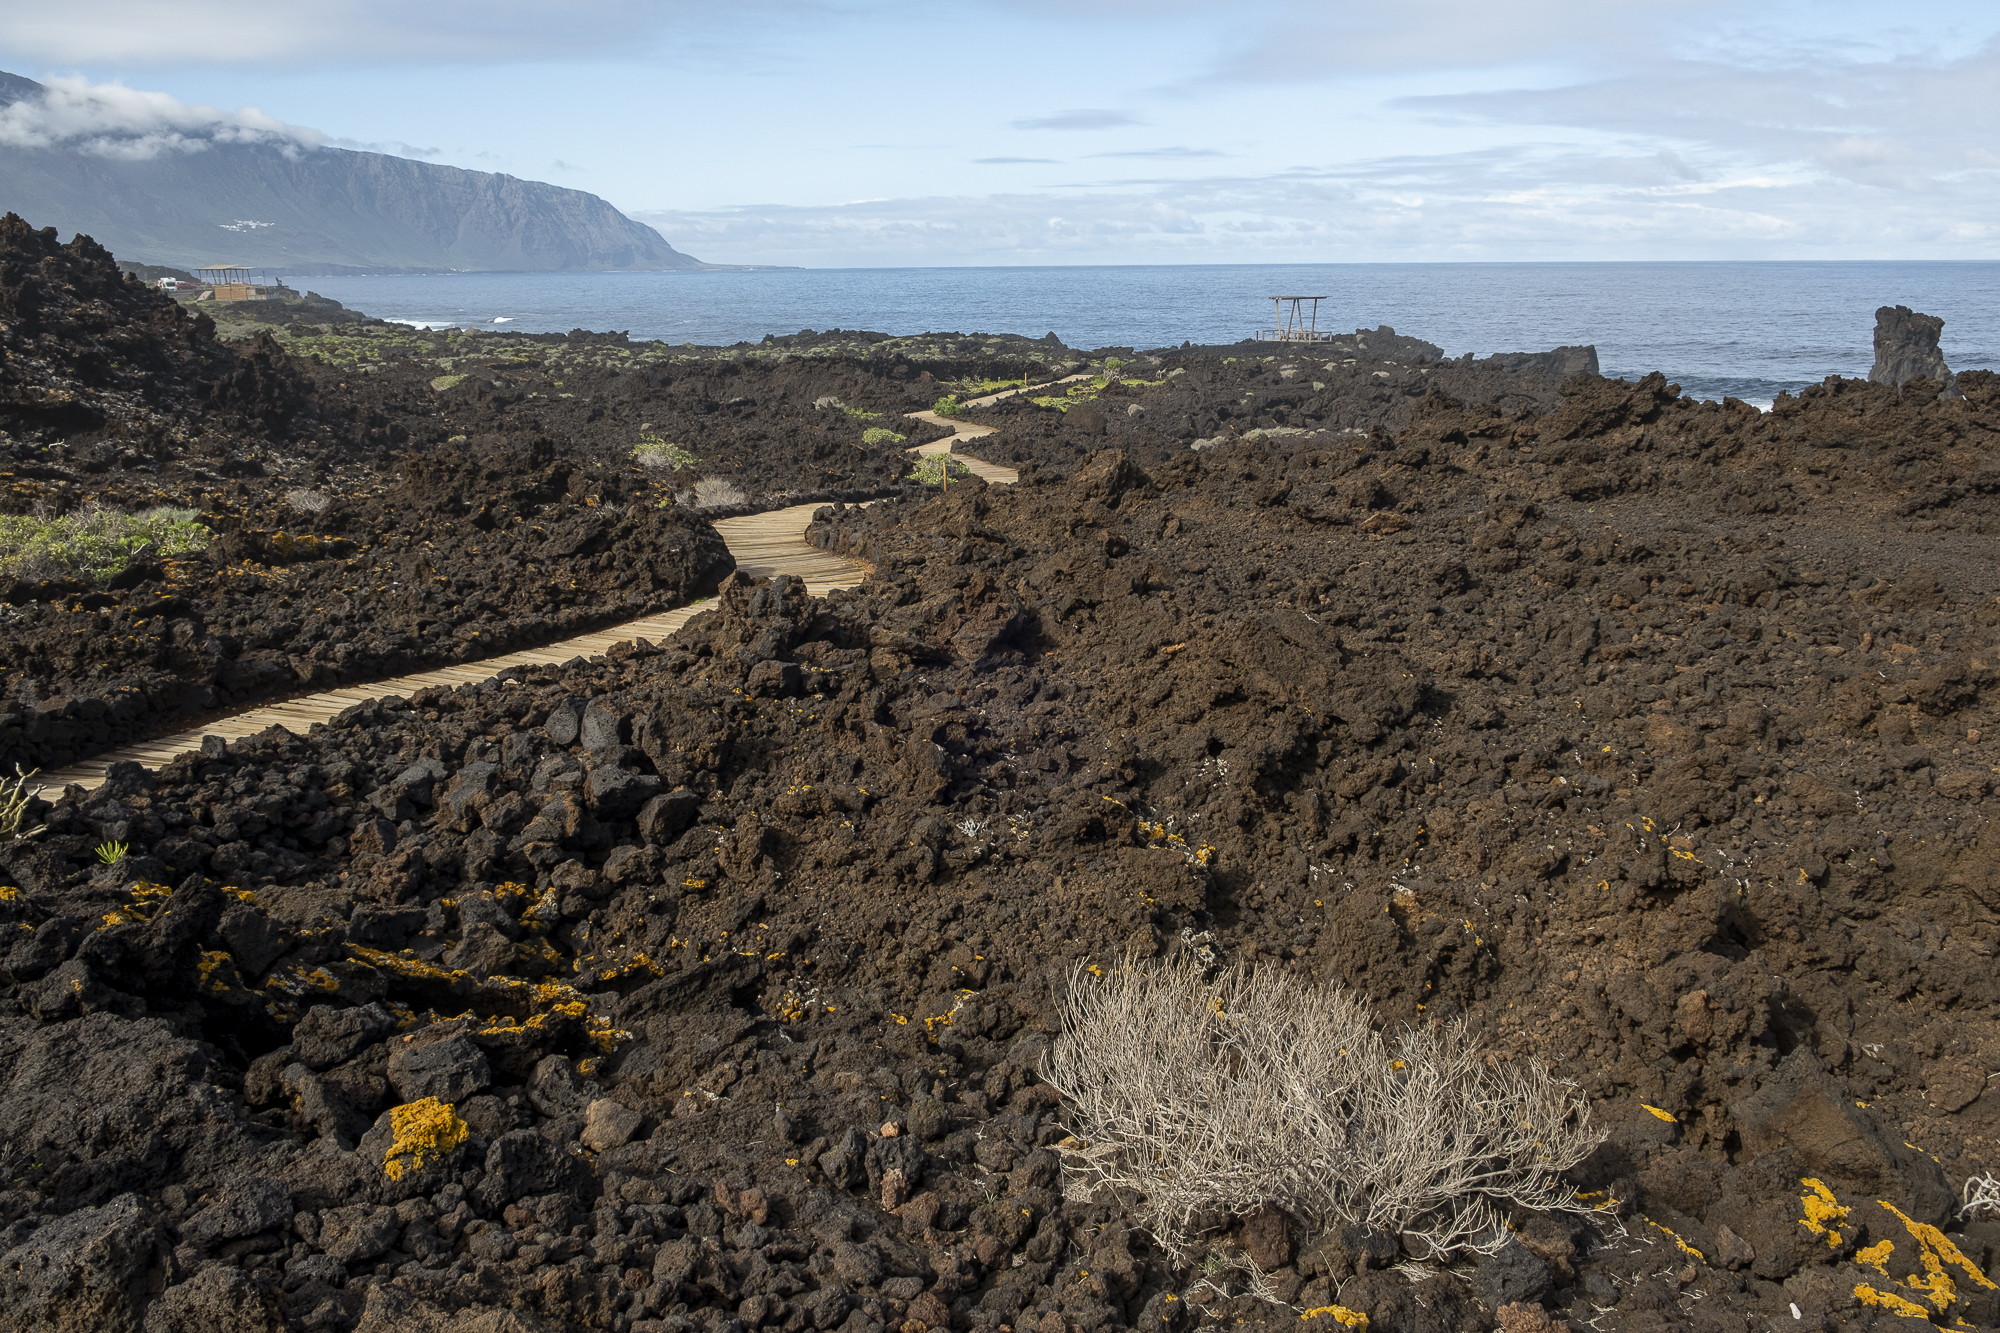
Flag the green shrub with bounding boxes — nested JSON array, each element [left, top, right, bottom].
[[930, 394, 964, 418], [908, 454, 973, 485], [0, 506, 210, 586], [632, 432, 701, 472], [861, 427, 906, 446]]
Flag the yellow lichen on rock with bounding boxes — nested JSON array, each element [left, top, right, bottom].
[[1798, 1178, 1851, 1248], [1299, 1305, 1369, 1329], [1855, 1239, 1894, 1276], [383, 1097, 469, 1181], [196, 950, 244, 994], [1877, 1199, 1997, 1314], [1854, 1284, 1932, 1319]]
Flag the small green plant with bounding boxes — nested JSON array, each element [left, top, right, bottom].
[[930, 394, 964, 419], [908, 454, 973, 486], [632, 432, 702, 472], [861, 427, 906, 446], [95, 839, 129, 866], [2, 766, 47, 843], [0, 506, 209, 586]]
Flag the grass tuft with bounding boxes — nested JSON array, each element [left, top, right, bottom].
[[0, 506, 210, 586]]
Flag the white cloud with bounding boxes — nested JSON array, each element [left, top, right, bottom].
[[1, 0, 855, 66], [1, 0, 655, 65], [0, 75, 324, 159], [635, 127, 2000, 267], [1011, 109, 1141, 131], [1089, 146, 1225, 159]]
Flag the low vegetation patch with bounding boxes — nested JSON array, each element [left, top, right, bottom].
[[930, 394, 964, 418], [948, 376, 1034, 397], [861, 427, 906, 446], [908, 454, 973, 485], [813, 396, 880, 420], [632, 431, 702, 472], [0, 505, 210, 586], [1031, 371, 1167, 412]]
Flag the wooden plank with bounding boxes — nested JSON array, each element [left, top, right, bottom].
[[34, 502, 866, 795]]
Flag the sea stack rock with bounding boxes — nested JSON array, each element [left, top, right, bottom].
[[1869, 305, 1959, 396]]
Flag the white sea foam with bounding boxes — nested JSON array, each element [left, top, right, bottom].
[[491, 316, 513, 323]]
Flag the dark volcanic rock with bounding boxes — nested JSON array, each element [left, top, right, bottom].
[[5, 234, 2000, 1333], [1870, 302, 1958, 395], [0, 1193, 172, 1333]]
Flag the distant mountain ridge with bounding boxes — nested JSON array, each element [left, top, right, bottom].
[[0, 71, 714, 275]]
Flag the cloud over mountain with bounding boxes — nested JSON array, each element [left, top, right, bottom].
[[0, 76, 323, 160]]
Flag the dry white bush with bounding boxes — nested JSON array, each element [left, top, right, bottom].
[[286, 488, 330, 514], [1043, 954, 1603, 1262], [689, 477, 748, 509], [2, 764, 47, 843], [1963, 1171, 2000, 1219]]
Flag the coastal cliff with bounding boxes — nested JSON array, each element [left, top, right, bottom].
[[0, 72, 704, 274]]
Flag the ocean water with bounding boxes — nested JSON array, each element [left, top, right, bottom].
[[300, 261, 2000, 408]]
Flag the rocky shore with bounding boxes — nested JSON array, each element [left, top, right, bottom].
[[3, 212, 1999, 1333]]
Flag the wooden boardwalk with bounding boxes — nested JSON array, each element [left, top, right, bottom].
[[35, 385, 1055, 798], [34, 503, 865, 794], [903, 375, 1088, 485]]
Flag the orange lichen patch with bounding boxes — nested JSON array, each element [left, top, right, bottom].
[[1799, 1178, 1851, 1248], [344, 945, 470, 985], [591, 953, 663, 984], [513, 937, 565, 973], [1641, 1104, 1678, 1123], [383, 1098, 469, 1181], [262, 960, 343, 998], [1855, 1239, 1894, 1276], [101, 879, 175, 927], [1878, 1200, 1997, 1314], [196, 950, 245, 995], [588, 1018, 633, 1053], [1645, 1217, 1703, 1262], [1300, 1306, 1369, 1328], [1854, 1285, 1931, 1319]]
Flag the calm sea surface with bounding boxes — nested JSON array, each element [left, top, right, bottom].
[[300, 262, 2000, 408]]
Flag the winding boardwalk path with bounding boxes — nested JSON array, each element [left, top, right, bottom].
[[39, 381, 1051, 795], [902, 374, 1089, 484], [36, 504, 864, 794]]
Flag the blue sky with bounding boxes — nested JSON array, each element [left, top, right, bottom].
[[3, 0, 1998, 266]]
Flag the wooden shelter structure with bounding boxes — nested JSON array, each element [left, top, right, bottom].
[[196, 264, 267, 302], [1255, 295, 1335, 342]]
